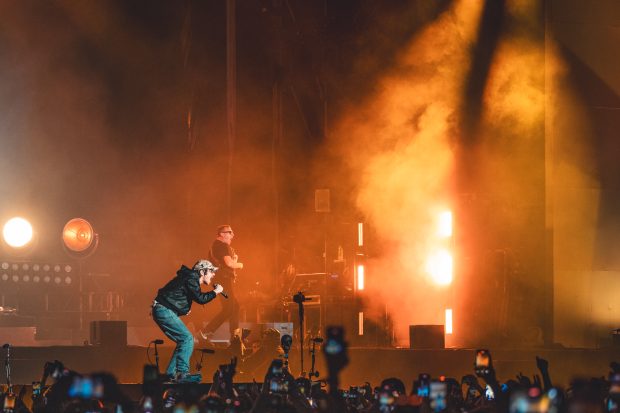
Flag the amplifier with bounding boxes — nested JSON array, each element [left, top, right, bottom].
[[90, 320, 127, 346], [409, 325, 444, 349]]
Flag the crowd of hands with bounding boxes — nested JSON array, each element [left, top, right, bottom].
[[2, 327, 620, 413]]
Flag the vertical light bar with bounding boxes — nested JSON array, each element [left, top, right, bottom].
[[357, 264, 365, 291], [358, 311, 364, 335], [438, 211, 453, 238], [357, 222, 364, 247], [445, 308, 453, 334]]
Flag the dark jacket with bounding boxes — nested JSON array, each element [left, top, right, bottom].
[[155, 265, 216, 316]]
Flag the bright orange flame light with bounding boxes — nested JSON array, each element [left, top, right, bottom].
[[438, 211, 452, 238], [445, 308, 453, 334], [426, 250, 453, 285], [357, 264, 365, 291]]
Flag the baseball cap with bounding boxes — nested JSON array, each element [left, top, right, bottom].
[[193, 259, 218, 272]]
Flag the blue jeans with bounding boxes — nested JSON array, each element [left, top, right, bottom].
[[152, 303, 194, 376]]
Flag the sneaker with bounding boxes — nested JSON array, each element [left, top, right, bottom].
[[162, 373, 176, 383], [176, 372, 202, 384]]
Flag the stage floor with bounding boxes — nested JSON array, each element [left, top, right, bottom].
[[2, 344, 620, 389]]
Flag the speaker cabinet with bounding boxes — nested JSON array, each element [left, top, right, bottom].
[[409, 325, 445, 349], [90, 320, 127, 346]]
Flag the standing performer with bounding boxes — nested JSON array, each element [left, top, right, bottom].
[[201, 224, 243, 341], [152, 260, 224, 383]]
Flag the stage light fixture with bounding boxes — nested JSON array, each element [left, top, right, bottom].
[[445, 308, 453, 334], [358, 223, 364, 247], [62, 218, 98, 256], [33, 275, 40, 283], [2, 217, 34, 248], [356, 264, 365, 291], [1, 262, 8, 270], [1, 273, 8, 281], [12, 275, 19, 282], [358, 312, 364, 336]]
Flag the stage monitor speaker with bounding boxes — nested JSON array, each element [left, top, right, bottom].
[[90, 320, 127, 346], [409, 325, 444, 349]]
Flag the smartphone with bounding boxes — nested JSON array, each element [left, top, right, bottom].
[[485, 384, 495, 400], [379, 391, 395, 406], [509, 391, 543, 413], [68, 376, 90, 398], [416, 373, 431, 398], [270, 359, 283, 376], [475, 349, 492, 375], [32, 381, 42, 397], [269, 378, 289, 394], [324, 326, 345, 356], [430, 381, 447, 412], [3, 394, 16, 410], [610, 373, 620, 398]]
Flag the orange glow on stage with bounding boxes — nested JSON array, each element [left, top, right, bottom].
[[426, 250, 453, 286], [445, 308, 453, 335], [356, 264, 365, 291]]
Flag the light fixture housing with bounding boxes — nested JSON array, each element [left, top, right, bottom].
[[62, 218, 98, 258]]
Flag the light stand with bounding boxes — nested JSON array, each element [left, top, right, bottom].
[[308, 337, 322, 379], [293, 291, 310, 376], [3, 343, 13, 395]]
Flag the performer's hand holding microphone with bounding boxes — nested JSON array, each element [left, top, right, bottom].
[[213, 284, 228, 299]]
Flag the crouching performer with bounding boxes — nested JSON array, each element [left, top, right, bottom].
[[151, 260, 224, 383]]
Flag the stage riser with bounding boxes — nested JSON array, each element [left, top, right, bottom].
[[1, 346, 619, 389]]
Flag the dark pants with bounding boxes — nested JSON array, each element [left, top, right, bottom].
[[204, 277, 239, 337]]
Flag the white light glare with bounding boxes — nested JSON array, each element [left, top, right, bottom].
[[2, 217, 34, 248], [357, 265, 365, 291], [426, 250, 453, 286], [438, 211, 452, 238]]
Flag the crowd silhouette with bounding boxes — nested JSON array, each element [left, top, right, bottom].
[[2, 326, 619, 413]]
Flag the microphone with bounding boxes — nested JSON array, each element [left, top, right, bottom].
[[197, 348, 215, 354], [151, 339, 164, 345], [2, 343, 10, 349], [214, 284, 228, 299]]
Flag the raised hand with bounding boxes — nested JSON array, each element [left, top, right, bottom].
[[516, 372, 532, 387], [536, 356, 549, 372]]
